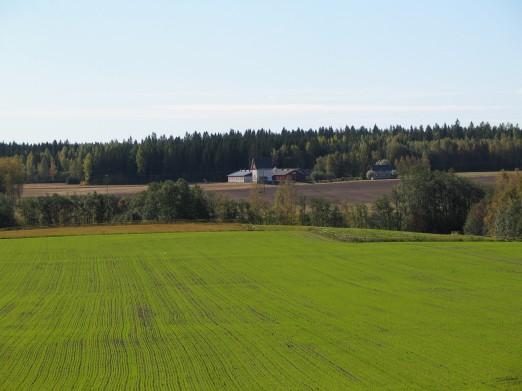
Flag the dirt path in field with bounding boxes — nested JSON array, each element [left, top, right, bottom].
[[21, 172, 499, 204]]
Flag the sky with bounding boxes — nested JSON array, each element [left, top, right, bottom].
[[0, 0, 521, 143]]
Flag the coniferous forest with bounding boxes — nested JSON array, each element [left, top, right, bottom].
[[1, 121, 522, 184]]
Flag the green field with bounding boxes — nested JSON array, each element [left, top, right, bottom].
[[0, 229, 521, 390]]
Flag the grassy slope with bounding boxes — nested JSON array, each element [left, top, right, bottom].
[[0, 223, 490, 241], [0, 231, 520, 390]]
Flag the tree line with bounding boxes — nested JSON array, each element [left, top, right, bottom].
[[2, 155, 522, 238], [1, 121, 522, 184]]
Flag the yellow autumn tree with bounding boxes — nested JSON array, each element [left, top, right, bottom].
[[0, 156, 25, 199]]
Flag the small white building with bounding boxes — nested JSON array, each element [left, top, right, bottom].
[[227, 170, 253, 183]]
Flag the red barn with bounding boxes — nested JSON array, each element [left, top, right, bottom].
[[272, 168, 306, 182]]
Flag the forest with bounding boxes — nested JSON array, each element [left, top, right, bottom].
[[1, 121, 522, 184]]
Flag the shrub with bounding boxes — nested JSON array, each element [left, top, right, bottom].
[[129, 179, 211, 222], [17, 193, 126, 226], [393, 166, 484, 233], [0, 194, 16, 227], [343, 203, 371, 228], [0, 157, 24, 198], [464, 200, 487, 236], [484, 173, 522, 238], [309, 198, 344, 227], [371, 195, 399, 230]]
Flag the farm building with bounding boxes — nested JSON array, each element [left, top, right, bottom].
[[227, 157, 307, 184], [367, 160, 395, 180], [272, 168, 307, 182], [227, 170, 252, 183], [250, 157, 273, 184]]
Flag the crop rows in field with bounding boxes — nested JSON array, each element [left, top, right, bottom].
[[0, 231, 521, 390]]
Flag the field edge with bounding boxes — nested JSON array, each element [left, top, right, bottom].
[[0, 223, 493, 242]]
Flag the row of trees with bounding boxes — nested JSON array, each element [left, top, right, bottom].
[[464, 173, 522, 239], [16, 180, 211, 227], [1, 169, 486, 235], [259, 166, 522, 238], [2, 152, 522, 238], [1, 121, 522, 184]]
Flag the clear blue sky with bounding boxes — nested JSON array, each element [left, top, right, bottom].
[[1, 0, 521, 143]]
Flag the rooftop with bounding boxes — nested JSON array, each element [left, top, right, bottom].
[[272, 168, 299, 176], [227, 170, 252, 177]]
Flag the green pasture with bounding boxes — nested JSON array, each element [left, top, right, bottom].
[[0, 229, 520, 390]]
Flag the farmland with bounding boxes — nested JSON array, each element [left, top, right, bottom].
[[0, 227, 521, 390], [21, 171, 500, 204]]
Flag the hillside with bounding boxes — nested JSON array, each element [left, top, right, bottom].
[[0, 227, 520, 390]]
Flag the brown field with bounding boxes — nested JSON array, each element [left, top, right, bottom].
[[201, 173, 498, 203], [0, 222, 248, 239], [21, 183, 148, 197], [21, 171, 501, 204], [206, 179, 402, 203]]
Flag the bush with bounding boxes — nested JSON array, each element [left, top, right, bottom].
[[464, 200, 487, 235], [0, 194, 16, 227], [394, 165, 484, 233], [484, 173, 522, 238], [0, 157, 24, 198], [343, 203, 371, 228], [129, 179, 211, 222], [18, 193, 126, 226], [213, 197, 257, 223], [371, 195, 398, 230], [309, 198, 344, 227]]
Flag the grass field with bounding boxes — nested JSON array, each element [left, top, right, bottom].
[[0, 228, 521, 390]]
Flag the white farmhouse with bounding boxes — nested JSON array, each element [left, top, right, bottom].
[[227, 170, 252, 183]]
